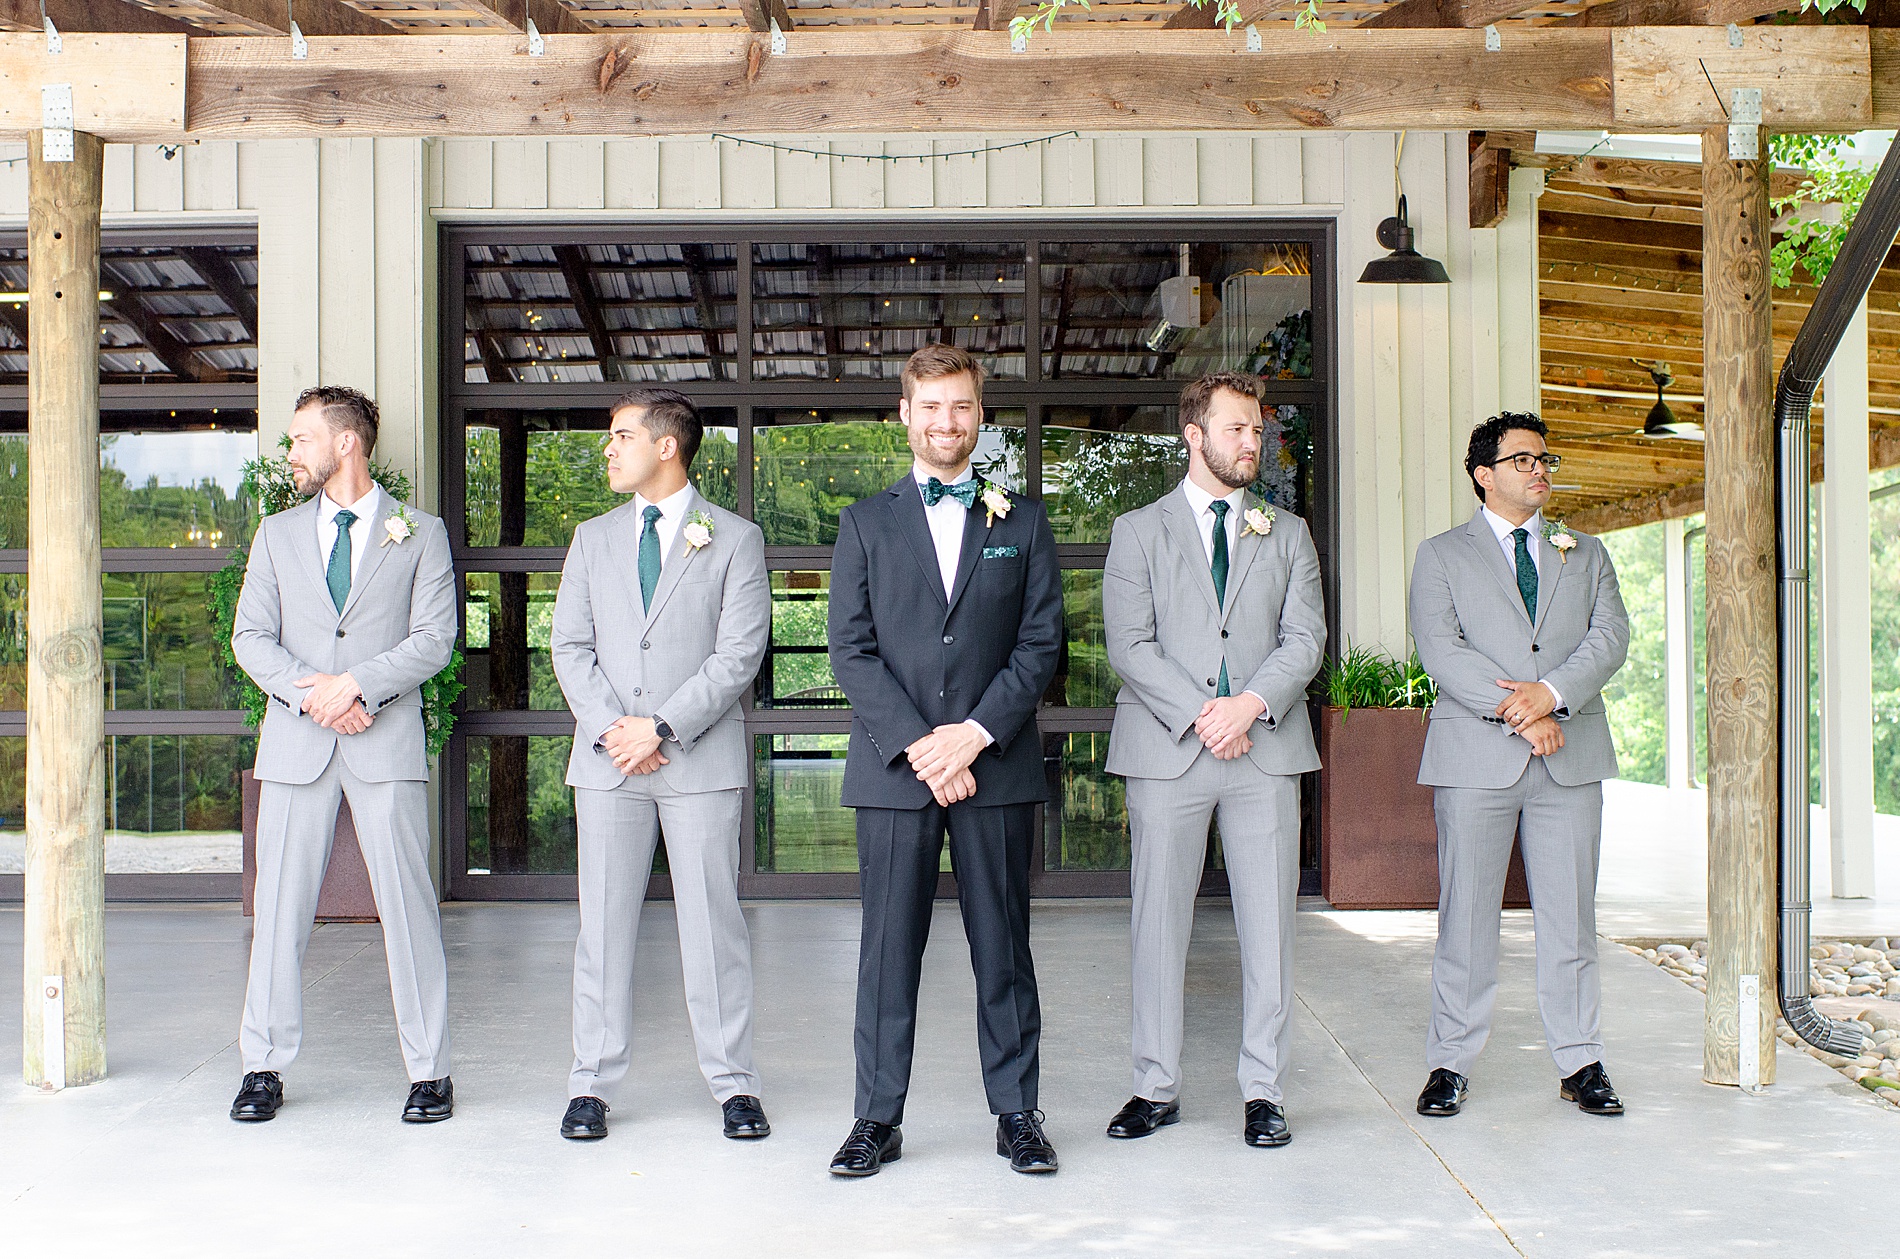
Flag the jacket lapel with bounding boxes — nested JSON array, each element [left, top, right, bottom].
[[1464, 510, 1532, 626], [279, 498, 332, 616], [944, 496, 993, 618], [338, 490, 395, 619], [1160, 486, 1221, 620], [1218, 493, 1263, 628], [642, 488, 703, 629], [1529, 524, 1566, 640], [886, 478, 949, 611]]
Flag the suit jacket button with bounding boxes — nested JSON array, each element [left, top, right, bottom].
[[335, 629, 345, 638], [1532, 644, 1541, 652], [1207, 678, 1217, 687], [642, 640, 651, 649], [1220, 630, 1229, 639], [943, 634, 955, 644], [632, 687, 642, 696]]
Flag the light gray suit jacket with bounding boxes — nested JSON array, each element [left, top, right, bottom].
[[1103, 484, 1327, 780], [1409, 510, 1630, 789], [232, 494, 458, 785], [551, 489, 769, 794]]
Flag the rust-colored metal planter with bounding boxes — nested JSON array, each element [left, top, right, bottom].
[[240, 770, 380, 922], [1317, 707, 1529, 910]]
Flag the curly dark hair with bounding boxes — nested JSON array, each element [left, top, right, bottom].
[[294, 385, 380, 457], [1464, 412, 1549, 503]]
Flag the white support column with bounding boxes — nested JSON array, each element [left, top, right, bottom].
[[1664, 515, 1693, 790], [1821, 297, 1876, 899]]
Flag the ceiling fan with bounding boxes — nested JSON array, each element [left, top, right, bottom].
[[1634, 361, 1704, 441]]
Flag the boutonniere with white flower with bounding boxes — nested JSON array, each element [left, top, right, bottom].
[[380, 506, 416, 547], [682, 508, 715, 552], [980, 481, 1012, 528], [1543, 518, 1578, 564], [1243, 504, 1276, 538]]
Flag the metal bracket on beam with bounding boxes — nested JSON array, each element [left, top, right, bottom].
[[769, 18, 786, 55], [42, 15, 60, 55], [1011, 27, 1026, 53], [1728, 87, 1762, 162], [1484, 24, 1500, 52], [289, 20, 308, 60], [526, 16, 544, 56], [40, 83, 73, 163], [1728, 22, 1744, 49], [1247, 24, 1261, 52]]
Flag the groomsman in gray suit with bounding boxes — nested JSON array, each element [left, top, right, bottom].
[[229, 385, 458, 1124], [1409, 412, 1630, 1119], [1102, 371, 1326, 1149], [550, 388, 772, 1143]]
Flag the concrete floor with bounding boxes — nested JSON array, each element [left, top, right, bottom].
[[2, 892, 1896, 1258]]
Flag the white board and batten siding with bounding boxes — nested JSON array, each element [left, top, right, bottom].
[[0, 133, 1540, 656]]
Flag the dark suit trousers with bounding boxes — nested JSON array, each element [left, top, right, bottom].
[[853, 800, 1041, 1125]]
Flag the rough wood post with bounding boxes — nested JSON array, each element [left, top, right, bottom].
[[1701, 126, 1778, 1087], [22, 130, 106, 1089]]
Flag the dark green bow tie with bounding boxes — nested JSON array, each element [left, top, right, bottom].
[[922, 477, 980, 510]]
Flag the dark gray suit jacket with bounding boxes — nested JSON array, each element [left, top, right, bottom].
[[827, 477, 1063, 810]]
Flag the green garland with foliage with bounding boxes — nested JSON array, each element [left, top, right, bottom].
[[208, 436, 465, 758]]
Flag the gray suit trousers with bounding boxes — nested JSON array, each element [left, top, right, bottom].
[[1126, 752, 1300, 1104], [1428, 755, 1604, 1077], [240, 751, 451, 1081], [569, 779, 758, 1104]]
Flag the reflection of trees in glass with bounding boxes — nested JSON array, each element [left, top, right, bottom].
[[753, 735, 856, 873], [0, 434, 255, 552], [1049, 732, 1128, 871], [769, 585, 836, 703], [754, 419, 914, 546], [466, 736, 579, 874], [94, 735, 256, 837], [1060, 571, 1121, 708]]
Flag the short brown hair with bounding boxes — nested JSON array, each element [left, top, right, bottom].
[[900, 344, 986, 402], [1177, 371, 1263, 437], [612, 387, 703, 470], [295, 385, 379, 456]]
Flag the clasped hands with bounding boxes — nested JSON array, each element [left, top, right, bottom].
[[1195, 692, 1264, 760], [906, 722, 988, 807], [296, 672, 372, 735], [602, 716, 669, 776], [1495, 678, 1564, 756]]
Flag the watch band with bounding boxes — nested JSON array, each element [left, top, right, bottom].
[[654, 719, 676, 743]]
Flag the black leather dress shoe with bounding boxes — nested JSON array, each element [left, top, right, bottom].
[[829, 1119, 902, 1177], [1106, 1096, 1179, 1139], [1416, 1068, 1469, 1117], [230, 1071, 283, 1122], [1244, 1099, 1291, 1147], [722, 1095, 771, 1139], [561, 1095, 609, 1140], [996, 1110, 1059, 1174], [1560, 1062, 1624, 1116], [402, 1076, 454, 1123]]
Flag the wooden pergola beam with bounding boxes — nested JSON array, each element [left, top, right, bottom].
[[176, 245, 257, 344], [0, 0, 196, 34], [739, 0, 795, 31], [1358, 0, 1545, 31], [1160, 0, 1303, 29], [1566, 0, 1792, 27], [972, 0, 1018, 30], [168, 0, 405, 37], [553, 244, 620, 380], [462, 0, 595, 35]]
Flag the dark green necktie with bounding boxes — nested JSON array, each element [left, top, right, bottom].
[[638, 504, 662, 613], [922, 477, 979, 509], [326, 508, 356, 613], [1210, 500, 1231, 697], [1513, 527, 1538, 621]]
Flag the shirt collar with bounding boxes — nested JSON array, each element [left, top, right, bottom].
[[1482, 504, 1542, 543], [319, 483, 381, 524], [634, 481, 695, 521], [913, 460, 973, 490], [1181, 477, 1245, 520]]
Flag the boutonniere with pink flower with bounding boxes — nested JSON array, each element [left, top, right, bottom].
[[380, 506, 417, 547], [980, 481, 1012, 528], [1543, 518, 1578, 564], [1243, 504, 1276, 538], [682, 508, 715, 552]]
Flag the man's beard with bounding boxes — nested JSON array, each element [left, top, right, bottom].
[[292, 452, 338, 498], [908, 425, 978, 474], [1204, 443, 1258, 491]]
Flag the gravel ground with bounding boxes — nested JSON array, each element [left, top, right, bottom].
[[1625, 936, 1900, 1107]]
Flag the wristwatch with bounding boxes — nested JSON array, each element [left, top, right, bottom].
[[654, 719, 677, 743]]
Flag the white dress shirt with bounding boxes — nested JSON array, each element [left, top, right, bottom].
[[1479, 503, 1565, 713], [633, 481, 695, 572], [316, 483, 382, 584], [913, 461, 994, 748], [1178, 477, 1270, 720]]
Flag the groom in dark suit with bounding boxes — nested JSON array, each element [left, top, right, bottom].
[[826, 344, 1064, 1177]]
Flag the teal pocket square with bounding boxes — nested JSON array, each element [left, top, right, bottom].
[[982, 545, 1020, 559]]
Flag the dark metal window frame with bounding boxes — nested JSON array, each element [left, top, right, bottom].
[[441, 219, 1339, 901], [0, 226, 261, 904]]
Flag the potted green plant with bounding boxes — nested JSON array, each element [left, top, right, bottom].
[[1314, 645, 1528, 910], [210, 439, 465, 921]]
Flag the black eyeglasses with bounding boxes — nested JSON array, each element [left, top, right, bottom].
[[1489, 452, 1561, 473]]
